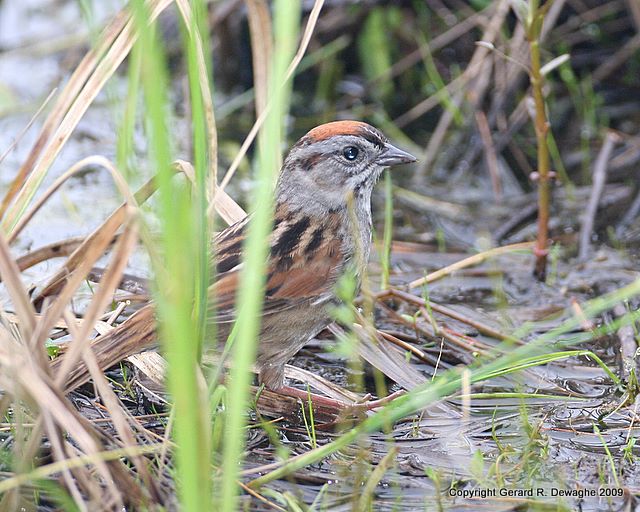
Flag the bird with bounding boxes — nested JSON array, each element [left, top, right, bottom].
[[52, 120, 416, 408]]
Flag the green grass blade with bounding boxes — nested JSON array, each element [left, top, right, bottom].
[[132, 1, 211, 510], [219, 1, 302, 510]]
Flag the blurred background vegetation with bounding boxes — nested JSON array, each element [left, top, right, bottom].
[[167, 0, 640, 255]]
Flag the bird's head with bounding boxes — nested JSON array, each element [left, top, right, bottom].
[[276, 121, 416, 211]]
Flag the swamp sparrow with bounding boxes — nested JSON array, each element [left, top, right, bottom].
[[54, 121, 416, 405]]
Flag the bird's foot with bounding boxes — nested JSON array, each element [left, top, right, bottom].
[[352, 389, 406, 410], [271, 385, 404, 413]]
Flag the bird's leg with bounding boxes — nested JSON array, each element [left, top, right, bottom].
[[271, 385, 352, 410], [353, 389, 406, 409], [271, 385, 405, 411]]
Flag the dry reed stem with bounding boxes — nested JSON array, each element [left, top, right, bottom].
[[0, 233, 37, 343], [174, 160, 246, 224], [0, 0, 328, 507], [284, 364, 362, 403], [125, 349, 365, 406], [613, 303, 638, 369], [414, 0, 510, 179], [336, 321, 428, 391], [475, 109, 502, 201], [32, 163, 157, 304], [2, 0, 174, 234], [238, 481, 287, 512], [64, 309, 161, 503], [35, 214, 123, 343], [626, 0, 640, 30], [421, 313, 493, 356], [0, 336, 125, 506], [41, 411, 89, 511], [0, 8, 128, 219], [217, 0, 326, 193], [394, 71, 469, 128], [14, 237, 86, 271], [2, 312, 113, 335], [0, 442, 163, 495], [245, 0, 273, 119], [127, 351, 168, 387], [0, 152, 146, 505], [156, 407, 175, 484], [376, 298, 493, 357], [34, 173, 170, 388], [213, 187, 248, 225], [175, 0, 218, 187], [54, 213, 139, 388], [593, 32, 640, 82], [377, 330, 433, 364], [377, 7, 487, 87], [28, 159, 136, 340], [384, 288, 524, 345], [407, 241, 535, 289], [0, 88, 57, 165], [10, 155, 132, 243]]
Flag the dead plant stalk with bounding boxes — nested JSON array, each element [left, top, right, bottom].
[[526, 1, 553, 280]]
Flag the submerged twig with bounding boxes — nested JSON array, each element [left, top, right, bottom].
[[578, 130, 620, 260], [384, 288, 525, 345], [613, 303, 638, 375], [14, 237, 86, 272], [475, 109, 502, 201], [616, 186, 640, 238]]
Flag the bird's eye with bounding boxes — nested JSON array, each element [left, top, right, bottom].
[[342, 146, 359, 161]]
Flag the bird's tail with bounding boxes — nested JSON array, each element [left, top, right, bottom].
[[51, 305, 157, 392]]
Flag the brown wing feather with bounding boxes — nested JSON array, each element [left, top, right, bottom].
[[267, 238, 342, 299], [209, 209, 343, 321]]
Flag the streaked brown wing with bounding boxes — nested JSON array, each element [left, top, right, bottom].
[[212, 216, 248, 275], [265, 237, 342, 300], [209, 210, 343, 322]]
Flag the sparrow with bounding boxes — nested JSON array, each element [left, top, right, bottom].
[[52, 121, 416, 406]]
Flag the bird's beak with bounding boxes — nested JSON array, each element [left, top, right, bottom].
[[376, 143, 417, 167]]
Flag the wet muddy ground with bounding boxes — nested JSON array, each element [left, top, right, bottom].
[[2, 1, 640, 510]]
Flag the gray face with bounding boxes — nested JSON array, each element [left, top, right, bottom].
[[274, 123, 416, 214], [288, 134, 387, 200]]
